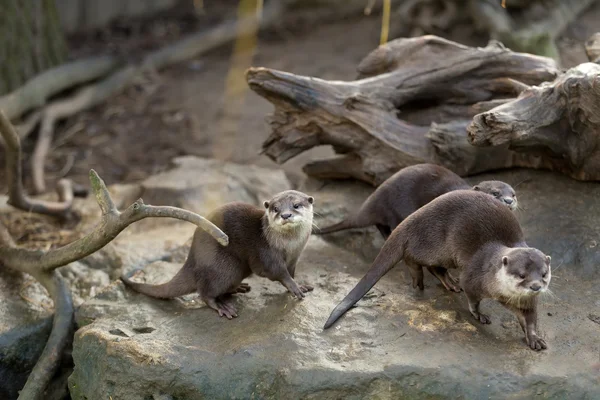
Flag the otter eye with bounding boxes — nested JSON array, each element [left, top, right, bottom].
[[273, 206, 279, 213], [542, 272, 547, 278], [293, 203, 300, 209], [492, 191, 500, 196], [519, 273, 526, 279]]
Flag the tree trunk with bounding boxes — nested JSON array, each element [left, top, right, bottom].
[[0, 0, 66, 96], [246, 35, 560, 186]]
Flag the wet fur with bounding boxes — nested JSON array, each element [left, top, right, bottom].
[[121, 190, 314, 319], [323, 190, 551, 351]]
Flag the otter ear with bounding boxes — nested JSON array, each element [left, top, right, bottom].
[[307, 196, 314, 204], [502, 256, 508, 266], [545, 255, 551, 265], [263, 201, 270, 209], [473, 185, 480, 191]]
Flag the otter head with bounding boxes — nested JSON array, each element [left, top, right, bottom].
[[473, 181, 517, 211], [497, 248, 551, 299], [263, 190, 314, 232]]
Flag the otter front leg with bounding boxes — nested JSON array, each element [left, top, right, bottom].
[[254, 252, 310, 300], [505, 302, 547, 351], [287, 256, 313, 293]]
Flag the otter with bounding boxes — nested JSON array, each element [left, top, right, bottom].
[[315, 163, 518, 292], [323, 190, 551, 351], [316, 164, 517, 238], [121, 190, 315, 319]]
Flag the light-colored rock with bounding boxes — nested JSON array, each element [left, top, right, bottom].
[[68, 168, 600, 399], [140, 156, 292, 216]]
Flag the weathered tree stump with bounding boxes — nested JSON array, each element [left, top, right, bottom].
[[467, 62, 600, 181], [247, 35, 560, 186]]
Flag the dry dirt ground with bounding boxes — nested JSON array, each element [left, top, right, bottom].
[[4, 1, 600, 218]]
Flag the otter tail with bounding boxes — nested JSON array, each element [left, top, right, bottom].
[[120, 261, 197, 299], [323, 230, 406, 329], [313, 219, 355, 235], [314, 212, 374, 235]]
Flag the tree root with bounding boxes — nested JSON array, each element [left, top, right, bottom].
[[0, 55, 119, 121], [0, 114, 229, 399], [0, 110, 74, 217], [30, 66, 137, 193]]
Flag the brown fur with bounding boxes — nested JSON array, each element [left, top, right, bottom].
[[315, 163, 517, 237], [323, 190, 551, 351], [315, 163, 517, 292], [121, 190, 315, 319]]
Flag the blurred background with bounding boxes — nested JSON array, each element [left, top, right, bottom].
[[1, 0, 599, 195]]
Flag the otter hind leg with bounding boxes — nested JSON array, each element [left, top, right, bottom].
[[427, 266, 462, 292], [405, 261, 424, 290]]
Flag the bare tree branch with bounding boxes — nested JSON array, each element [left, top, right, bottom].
[[17, 269, 73, 400], [0, 111, 229, 399], [0, 169, 229, 275], [0, 219, 74, 400], [0, 109, 74, 217]]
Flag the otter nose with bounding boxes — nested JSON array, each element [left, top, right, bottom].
[[530, 283, 542, 291], [281, 213, 292, 220], [504, 198, 514, 205]]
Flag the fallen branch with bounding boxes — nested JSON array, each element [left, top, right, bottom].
[[247, 35, 558, 185], [0, 109, 73, 217], [0, 114, 229, 399], [0, 55, 119, 121]]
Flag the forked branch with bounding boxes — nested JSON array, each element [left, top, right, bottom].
[[0, 109, 74, 217], [0, 111, 229, 399]]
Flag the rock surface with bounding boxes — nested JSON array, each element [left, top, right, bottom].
[[68, 168, 600, 399]]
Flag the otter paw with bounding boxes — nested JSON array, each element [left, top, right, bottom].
[[446, 271, 460, 285], [299, 284, 314, 293], [234, 283, 251, 293], [472, 312, 491, 324], [412, 277, 425, 290], [289, 286, 305, 300], [216, 300, 238, 319], [527, 335, 547, 351]]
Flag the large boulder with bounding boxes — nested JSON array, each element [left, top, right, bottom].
[[68, 168, 600, 399]]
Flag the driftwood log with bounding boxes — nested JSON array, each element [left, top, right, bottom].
[[467, 62, 600, 181], [247, 35, 562, 186]]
